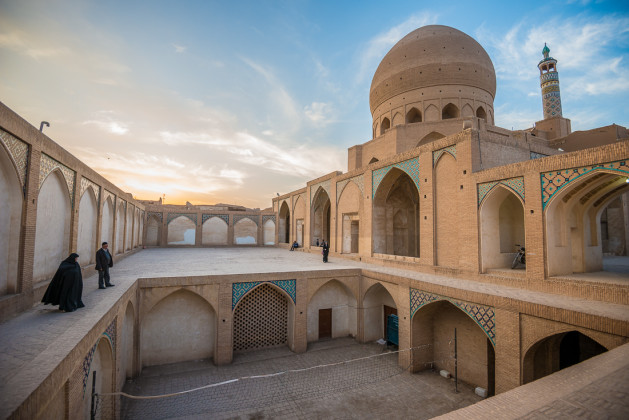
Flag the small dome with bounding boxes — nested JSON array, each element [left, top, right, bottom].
[[369, 25, 496, 116]]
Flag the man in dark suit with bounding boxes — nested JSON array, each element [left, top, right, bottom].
[[95, 242, 114, 289]]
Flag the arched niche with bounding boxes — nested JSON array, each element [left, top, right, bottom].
[[362, 283, 397, 342], [411, 300, 495, 395], [141, 289, 216, 366], [480, 186, 525, 271], [234, 218, 257, 245], [101, 197, 114, 247], [417, 131, 445, 147], [380, 117, 391, 135], [167, 216, 196, 245], [263, 219, 276, 245], [372, 168, 419, 257], [337, 181, 362, 254], [33, 170, 71, 283], [134, 209, 140, 247], [279, 201, 290, 244], [77, 187, 98, 266], [311, 187, 331, 246], [84, 337, 114, 419], [476, 106, 487, 122], [406, 107, 422, 124], [0, 143, 23, 295], [522, 331, 607, 384], [461, 103, 474, 117], [293, 195, 306, 246], [233, 283, 294, 353], [434, 153, 459, 268], [125, 207, 133, 250], [145, 215, 160, 246], [307, 279, 357, 342], [202, 216, 228, 245], [424, 104, 439, 122], [545, 170, 629, 276], [442, 103, 460, 119], [392, 112, 403, 127], [115, 204, 125, 254], [121, 301, 135, 380]]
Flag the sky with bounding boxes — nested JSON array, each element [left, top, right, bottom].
[[1, 0, 628, 209]]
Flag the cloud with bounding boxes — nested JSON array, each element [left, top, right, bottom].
[[83, 112, 129, 135], [172, 43, 187, 53], [304, 102, 334, 125], [356, 12, 438, 84]]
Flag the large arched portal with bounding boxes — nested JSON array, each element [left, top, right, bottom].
[[522, 331, 607, 384], [167, 216, 196, 245], [362, 283, 397, 342], [202, 216, 228, 245], [33, 170, 71, 283], [411, 300, 495, 395], [307, 280, 357, 342], [233, 283, 293, 352], [278, 201, 290, 244], [545, 170, 629, 276], [373, 168, 419, 257], [337, 181, 362, 254], [0, 143, 23, 295], [311, 187, 331, 246], [141, 289, 216, 366], [234, 218, 257, 245], [480, 186, 525, 271]]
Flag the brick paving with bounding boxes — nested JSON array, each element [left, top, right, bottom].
[[114, 338, 482, 419], [0, 248, 628, 418]]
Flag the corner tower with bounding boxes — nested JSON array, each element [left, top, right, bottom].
[[534, 43, 571, 140]]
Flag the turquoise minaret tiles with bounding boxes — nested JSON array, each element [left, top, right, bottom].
[[538, 43, 563, 119]]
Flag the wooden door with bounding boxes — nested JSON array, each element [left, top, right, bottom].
[[319, 308, 332, 339]]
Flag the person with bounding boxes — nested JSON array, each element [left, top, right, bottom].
[[316, 238, 320, 247], [322, 239, 330, 263], [95, 242, 114, 289], [290, 240, 299, 251], [41, 253, 85, 312]]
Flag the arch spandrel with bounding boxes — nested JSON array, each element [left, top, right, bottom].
[[80, 177, 100, 203], [307, 277, 358, 305], [39, 154, 76, 206], [0, 129, 29, 187], [541, 160, 629, 210], [232, 279, 296, 310], [409, 288, 495, 345], [81, 318, 116, 398], [478, 177, 525, 208], [142, 286, 218, 317], [371, 156, 420, 198], [336, 175, 364, 203], [309, 180, 331, 205], [361, 279, 402, 310], [202, 214, 228, 226], [432, 144, 457, 167]]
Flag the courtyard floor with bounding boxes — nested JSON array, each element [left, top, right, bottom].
[[117, 338, 482, 419]]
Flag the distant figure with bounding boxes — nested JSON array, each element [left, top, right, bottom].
[[95, 242, 114, 289], [322, 239, 330, 263], [41, 253, 85, 312], [316, 239, 320, 247], [290, 241, 299, 251]]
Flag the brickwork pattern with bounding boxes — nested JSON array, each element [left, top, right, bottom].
[[166, 212, 197, 224], [39, 153, 76, 205], [541, 159, 629, 209], [233, 284, 288, 351], [477, 176, 525, 207], [432, 145, 457, 166], [310, 179, 331, 205], [79, 176, 100, 203], [0, 128, 29, 186], [372, 156, 420, 198], [337, 174, 365, 202]]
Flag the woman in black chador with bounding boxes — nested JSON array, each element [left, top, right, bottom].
[[42, 253, 85, 312]]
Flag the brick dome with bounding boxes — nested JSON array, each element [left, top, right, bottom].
[[369, 25, 496, 120]]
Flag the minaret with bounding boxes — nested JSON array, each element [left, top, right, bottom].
[[538, 43, 563, 119]]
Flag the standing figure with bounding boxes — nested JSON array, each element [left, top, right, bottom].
[[322, 239, 330, 263], [95, 242, 115, 289], [41, 253, 85, 312]]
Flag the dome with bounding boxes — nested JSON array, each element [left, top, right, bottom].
[[369, 25, 496, 119]]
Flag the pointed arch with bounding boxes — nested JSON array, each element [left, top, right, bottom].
[[0, 141, 23, 295], [33, 169, 72, 282], [279, 201, 290, 244], [125, 206, 133, 250], [480, 185, 525, 271], [84, 337, 114, 418], [337, 181, 362, 254], [372, 168, 420, 257], [202, 216, 228, 245], [234, 217, 257, 245], [293, 195, 306, 246], [311, 187, 331, 246], [307, 279, 357, 341], [121, 301, 135, 379], [476, 106, 487, 122], [380, 117, 391, 135], [406, 107, 422, 124], [392, 112, 403, 127], [424, 104, 439, 122], [263, 219, 276, 245], [461, 103, 474, 117], [417, 131, 445, 147], [442, 103, 460, 119], [101, 196, 114, 246], [141, 288, 216, 366], [116, 203, 125, 254], [77, 186, 98, 266], [362, 282, 398, 342], [167, 215, 196, 245], [145, 214, 161, 246]]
